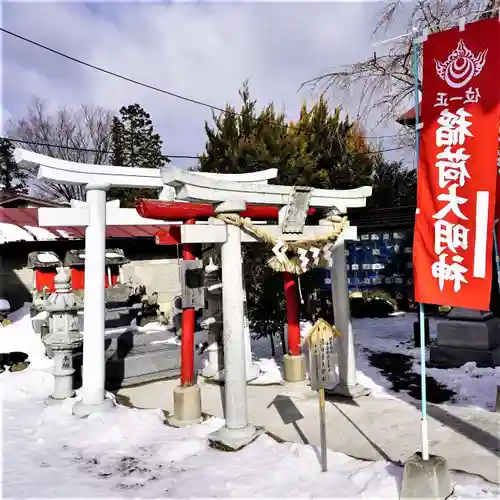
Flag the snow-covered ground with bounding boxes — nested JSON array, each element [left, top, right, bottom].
[[1, 305, 499, 498], [351, 314, 500, 411], [242, 314, 500, 411]]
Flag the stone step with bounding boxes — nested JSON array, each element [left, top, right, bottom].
[[105, 342, 180, 389], [104, 328, 174, 354]]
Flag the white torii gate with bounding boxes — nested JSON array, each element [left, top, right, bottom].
[[16, 148, 372, 449], [14, 148, 279, 417], [149, 167, 372, 449]]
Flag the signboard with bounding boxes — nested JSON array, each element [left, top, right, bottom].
[[301, 318, 342, 473], [282, 186, 312, 233], [180, 260, 205, 309], [413, 17, 500, 310]]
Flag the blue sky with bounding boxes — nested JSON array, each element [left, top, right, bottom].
[[1, 1, 412, 168]]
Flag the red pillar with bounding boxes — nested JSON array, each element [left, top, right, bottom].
[[180, 218, 197, 386], [284, 272, 301, 356]]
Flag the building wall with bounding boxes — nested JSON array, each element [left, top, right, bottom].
[[0, 238, 180, 315], [121, 258, 181, 318]]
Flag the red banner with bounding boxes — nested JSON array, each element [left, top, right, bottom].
[[413, 17, 500, 310]]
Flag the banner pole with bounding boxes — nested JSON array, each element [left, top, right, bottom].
[[493, 220, 500, 290], [412, 40, 430, 462]]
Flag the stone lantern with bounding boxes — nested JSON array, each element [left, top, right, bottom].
[[42, 267, 84, 404]]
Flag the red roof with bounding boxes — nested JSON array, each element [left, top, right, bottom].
[[0, 208, 172, 245], [396, 103, 421, 127]]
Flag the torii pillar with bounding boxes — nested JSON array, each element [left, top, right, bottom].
[[326, 224, 371, 398], [208, 200, 260, 450], [73, 184, 115, 417]]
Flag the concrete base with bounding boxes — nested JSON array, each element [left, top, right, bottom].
[[167, 384, 202, 427], [45, 394, 75, 406], [400, 452, 453, 500], [72, 395, 115, 418], [201, 368, 225, 382], [430, 344, 500, 368], [246, 362, 261, 382], [208, 423, 262, 451], [431, 315, 500, 368], [283, 354, 306, 383], [202, 364, 263, 384], [326, 382, 371, 399]]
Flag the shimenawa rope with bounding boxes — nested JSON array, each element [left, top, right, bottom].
[[215, 212, 348, 274]]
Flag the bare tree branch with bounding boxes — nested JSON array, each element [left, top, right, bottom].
[[7, 97, 113, 201], [302, 1, 492, 130]]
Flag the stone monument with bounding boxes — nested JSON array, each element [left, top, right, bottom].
[[42, 267, 83, 404]]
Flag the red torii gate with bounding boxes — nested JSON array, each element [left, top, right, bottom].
[[136, 199, 317, 388]]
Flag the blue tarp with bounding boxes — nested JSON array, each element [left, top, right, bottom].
[[317, 229, 414, 297]]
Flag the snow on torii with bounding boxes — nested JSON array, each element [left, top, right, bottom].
[[15, 147, 373, 450]]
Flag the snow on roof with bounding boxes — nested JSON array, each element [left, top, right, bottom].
[[0, 222, 35, 244], [0, 208, 172, 245]]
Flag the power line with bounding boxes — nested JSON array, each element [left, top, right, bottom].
[[2, 27, 401, 145], [4, 137, 199, 158], [4, 136, 404, 156]]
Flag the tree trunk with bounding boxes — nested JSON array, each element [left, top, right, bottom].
[[269, 333, 276, 357], [280, 328, 287, 356]]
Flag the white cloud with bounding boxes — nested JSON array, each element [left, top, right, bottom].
[[2, 1, 411, 168]]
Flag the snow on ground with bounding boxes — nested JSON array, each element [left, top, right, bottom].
[[1, 306, 499, 498], [0, 303, 53, 400], [352, 314, 500, 411], [246, 314, 500, 411]]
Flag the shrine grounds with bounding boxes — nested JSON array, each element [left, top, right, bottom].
[[2, 306, 499, 497]]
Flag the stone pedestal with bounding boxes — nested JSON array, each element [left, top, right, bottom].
[[73, 395, 115, 418], [430, 308, 500, 368], [208, 423, 262, 451], [201, 331, 224, 380], [168, 385, 203, 427], [283, 354, 306, 383], [45, 346, 80, 404]]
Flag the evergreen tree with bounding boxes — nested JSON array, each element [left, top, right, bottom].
[[110, 117, 126, 167], [198, 83, 378, 350], [285, 97, 374, 190], [0, 138, 28, 194], [199, 81, 313, 179], [198, 83, 417, 351], [109, 104, 169, 207], [369, 160, 417, 209]]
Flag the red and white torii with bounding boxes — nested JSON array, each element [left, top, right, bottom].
[[15, 147, 372, 450]]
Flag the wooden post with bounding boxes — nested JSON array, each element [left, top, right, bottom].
[[180, 218, 197, 387], [318, 386, 327, 472], [302, 318, 342, 472]]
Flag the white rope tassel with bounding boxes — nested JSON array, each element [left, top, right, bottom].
[[216, 212, 348, 275], [298, 273, 305, 305]]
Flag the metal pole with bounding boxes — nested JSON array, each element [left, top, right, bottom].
[[493, 220, 500, 289], [413, 40, 430, 462]]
